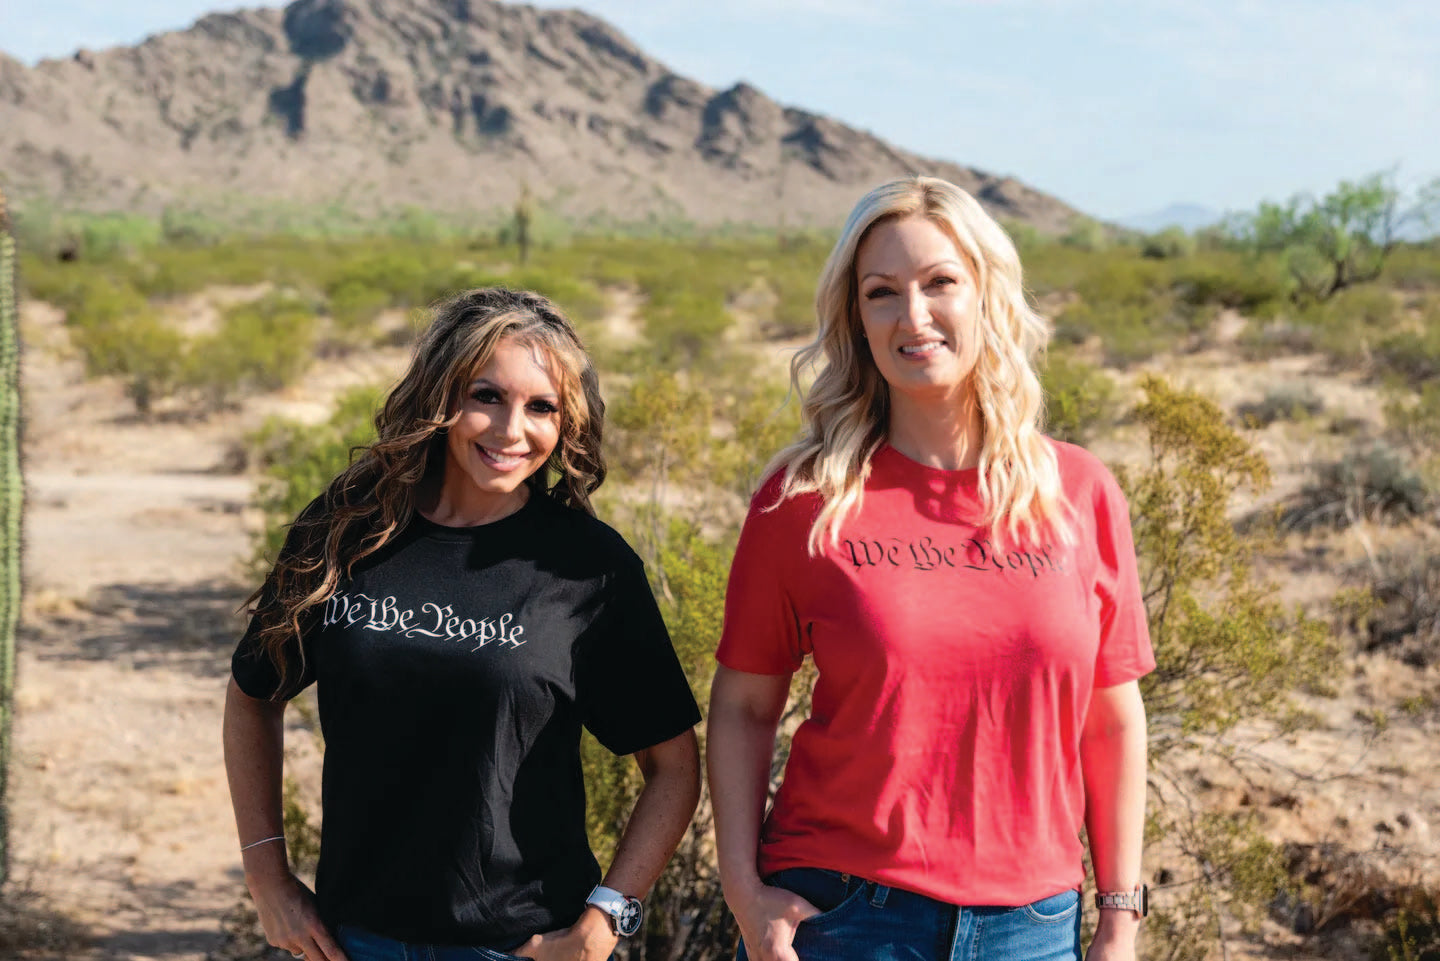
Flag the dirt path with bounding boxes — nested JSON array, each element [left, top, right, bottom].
[[8, 300, 261, 959]]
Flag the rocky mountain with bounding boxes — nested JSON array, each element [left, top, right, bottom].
[[0, 0, 1081, 231]]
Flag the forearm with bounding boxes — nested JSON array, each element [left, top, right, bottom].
[[707, 676, 785, 902], [1081, 682, 1149, 942], [600, 729, 701, 897], [222, 676, 290, 883]]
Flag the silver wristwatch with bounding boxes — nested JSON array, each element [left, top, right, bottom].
[[1094, 884, 1148, 918], [585, 885, 644, 937]]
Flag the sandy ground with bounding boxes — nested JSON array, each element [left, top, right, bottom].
[[5, 293, 1439, 960]]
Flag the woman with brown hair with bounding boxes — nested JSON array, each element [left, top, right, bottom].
[[224, 287, 701, 961], [708, 178, 1153, 961]]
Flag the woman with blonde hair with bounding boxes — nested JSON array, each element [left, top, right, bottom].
[[708, 178, 1153, 961], [225, 288, 701, 961]]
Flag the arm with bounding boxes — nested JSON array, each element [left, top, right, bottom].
[[517, 728, 701, 961], [1080, 680, 1148, 961], [223, 677, 347, 961], [707, 665, 819, 961]]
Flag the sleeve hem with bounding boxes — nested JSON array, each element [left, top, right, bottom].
[[715, 649, 801, 677], [1093, 660, 1156, 689], [599, 707, 702, 757]]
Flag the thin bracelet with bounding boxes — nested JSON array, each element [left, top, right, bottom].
[[240, 835, 286, 852]]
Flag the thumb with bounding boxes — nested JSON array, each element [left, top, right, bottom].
[[512, 933, 544, 959]]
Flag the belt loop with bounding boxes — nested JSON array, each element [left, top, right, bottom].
[[869, 883, 890, 907]]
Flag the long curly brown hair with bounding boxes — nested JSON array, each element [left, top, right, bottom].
[[245, 287, 606, 695]]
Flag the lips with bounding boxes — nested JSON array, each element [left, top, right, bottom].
[[476, 443, 530, 471], [898, 340, 946, 356]]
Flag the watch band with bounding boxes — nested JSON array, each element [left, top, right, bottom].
[[1094, 884, 1148, 917], [586, 885, 644, 937]]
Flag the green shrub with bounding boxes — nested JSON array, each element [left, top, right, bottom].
[[327, 280, 392, 340], [1125, 376, 1342, 960], [1279, 444, 1431, 532], [1041, 351, 1116, 444], [1386, 381, 1440, 460], [57, 277, 186, 413], [1375, 889, 1440, 961], [1172, 254, 1288, 315], [1375, 304, 1440, 387], [188, 293, 318, 407], [1382, 244, 1440, 291], [249, 386, 382, 567], [1359, 551, 1440, 668], [1237, 384, 1324, 427], [1140, 227, 1196, 260]]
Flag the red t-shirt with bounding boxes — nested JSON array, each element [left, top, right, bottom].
[[715, 439, 1154, 907]]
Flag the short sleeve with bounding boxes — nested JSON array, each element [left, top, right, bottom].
[[1090, 467, 1156, 688], [714, 478, 810, 675], [580, 555, 701, 756], [231, 508, 323, 700]]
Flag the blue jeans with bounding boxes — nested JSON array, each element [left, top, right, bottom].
[[337, 924, 529, 961], [737, 868, 1082, 961]]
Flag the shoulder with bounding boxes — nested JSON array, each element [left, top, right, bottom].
[[531, 494, 644, 570], [743, 470, 823, 532], [1045, 437, 1126, 502]]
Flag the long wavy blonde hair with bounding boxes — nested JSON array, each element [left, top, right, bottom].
[[245, 288, 606, 695], [768, 176, 1069, 553]]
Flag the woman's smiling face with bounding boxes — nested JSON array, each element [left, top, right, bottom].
[[855, 213, 982, 406], [442, 336, 562, 515]]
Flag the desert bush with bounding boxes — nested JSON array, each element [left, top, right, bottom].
[[187, 293, 318, 408], [1385, 381, 1440, 463], [249, 386, 382, 569], [1062, 217, 1111, 251], [1171, 253, 1289, 316], [282, 776, 322, 876], [1374, 309, 1440, 388], [1124, 376, 1342, 960], [57, 277, 187, 413], [1055, 300, 1179, 366], [1279, 444, 1431, 532], [1358, 551, 1440, 667], [1236, 384, 1324, 427], [1382, 243, 1440, 291], [1260, 285, 1402, 368], [1376, 889, 1440, 961], [1141, 227, 1196, 260], [325, 279, 391, 340], [1041, 351, 1116, 445]]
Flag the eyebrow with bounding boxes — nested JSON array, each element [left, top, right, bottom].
[[468, 378, 560, 402], [860, 259, 965, 283]]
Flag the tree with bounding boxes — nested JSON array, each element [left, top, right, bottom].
[[1236, 171, 1440, 301]]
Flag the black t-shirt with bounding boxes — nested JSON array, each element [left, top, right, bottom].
[[231, 493, 701, 947]]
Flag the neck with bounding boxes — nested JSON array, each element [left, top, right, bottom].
[[422, 481, 531, 528], [885, 387, 984, 471]]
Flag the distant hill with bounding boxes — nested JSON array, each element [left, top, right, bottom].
[[0, 0, 1083, 232], [1116, 203, 1224, 234]]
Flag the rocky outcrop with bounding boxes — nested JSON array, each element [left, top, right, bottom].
[[0, 0, 1080, 231]]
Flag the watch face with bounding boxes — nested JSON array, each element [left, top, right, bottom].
[[617, 898, 643, 937]]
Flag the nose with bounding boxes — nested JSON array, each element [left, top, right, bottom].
[[898, 287, 929, 330], [497, 403, 525, 443]]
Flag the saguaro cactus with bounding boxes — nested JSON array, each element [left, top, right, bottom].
[[0, 185, 21, 885]]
